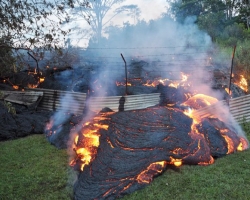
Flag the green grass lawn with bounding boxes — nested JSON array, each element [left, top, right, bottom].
[[0, 135, 74, 200], [0, 123, 250, 200]]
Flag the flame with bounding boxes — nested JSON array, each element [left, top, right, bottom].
[[236, 75, 248, 92], [70, 114, 110, 171], [225, 88, 232, 95], [143, 78, 169, 87], [168, 82, 179, 88]]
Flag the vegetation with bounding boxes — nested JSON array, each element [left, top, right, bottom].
[[0, 122, 249, 200], [0, 135, 74, 200], [0, 0, 77, 50]]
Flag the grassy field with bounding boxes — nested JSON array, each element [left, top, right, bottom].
[[0, 122, 250, 200], [0, 135, 74, 200]]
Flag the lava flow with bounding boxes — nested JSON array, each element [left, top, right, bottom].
[[66, 75, 250, 200], [69, 114, 110, 171], [71, 97, 248, 200], [43, 69, 248, 200]]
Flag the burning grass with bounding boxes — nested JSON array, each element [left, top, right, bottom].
[[0, 122, 249, 200]]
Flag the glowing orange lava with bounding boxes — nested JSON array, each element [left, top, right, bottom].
[[181, 94, 218, 110], [237, 137, 249, 151], [220, 129, 235, 154], [169, 157, 182, 167], [136, 161, 166, 184], [70, 114, 110, 171]]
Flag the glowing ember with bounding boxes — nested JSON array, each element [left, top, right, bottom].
[[143, 73, 189, 88], [27, 83, 39, 88], [12, 85, 19, 90], [143, 78, 169, 87], [116, 81, 132, 86], [39, 77, 45, 83]]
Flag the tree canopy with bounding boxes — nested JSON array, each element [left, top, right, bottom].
[[0, 0, 79, 50], [168, 0, 250, 26]]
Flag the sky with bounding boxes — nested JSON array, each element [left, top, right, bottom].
[[68, 0, 169, 47], [116, 0, 168, 23]]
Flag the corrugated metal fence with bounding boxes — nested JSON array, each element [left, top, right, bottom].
[[19, 88, 250, 122], [193, 94, 250, 123], [27, 88, 161, 114]]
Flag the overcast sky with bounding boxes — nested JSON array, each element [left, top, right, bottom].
[[116, 0, 168, 23], [68, 0, 169, 47]]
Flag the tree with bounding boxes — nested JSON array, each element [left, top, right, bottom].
[[71, 0, 140, 44], [0, 36, 16, 76], [168, 0, 243, 22], [0, 0, 82, 50], [167, 0, 206, 22], [236, 0, 250, 28], [0, 0, 91, 77]]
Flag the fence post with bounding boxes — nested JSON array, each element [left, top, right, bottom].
[[120, 53, 128, 95]]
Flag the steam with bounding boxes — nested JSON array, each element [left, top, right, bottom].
[[45, 93, 80, 144], [84, 15, 216, 100]]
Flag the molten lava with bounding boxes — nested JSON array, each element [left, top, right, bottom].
[[181, 94, 218, 110], [70, 114, 110, 171]]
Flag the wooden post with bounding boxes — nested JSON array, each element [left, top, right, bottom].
[[228, 45, 236, 100], [120, 53, 128, 95]]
